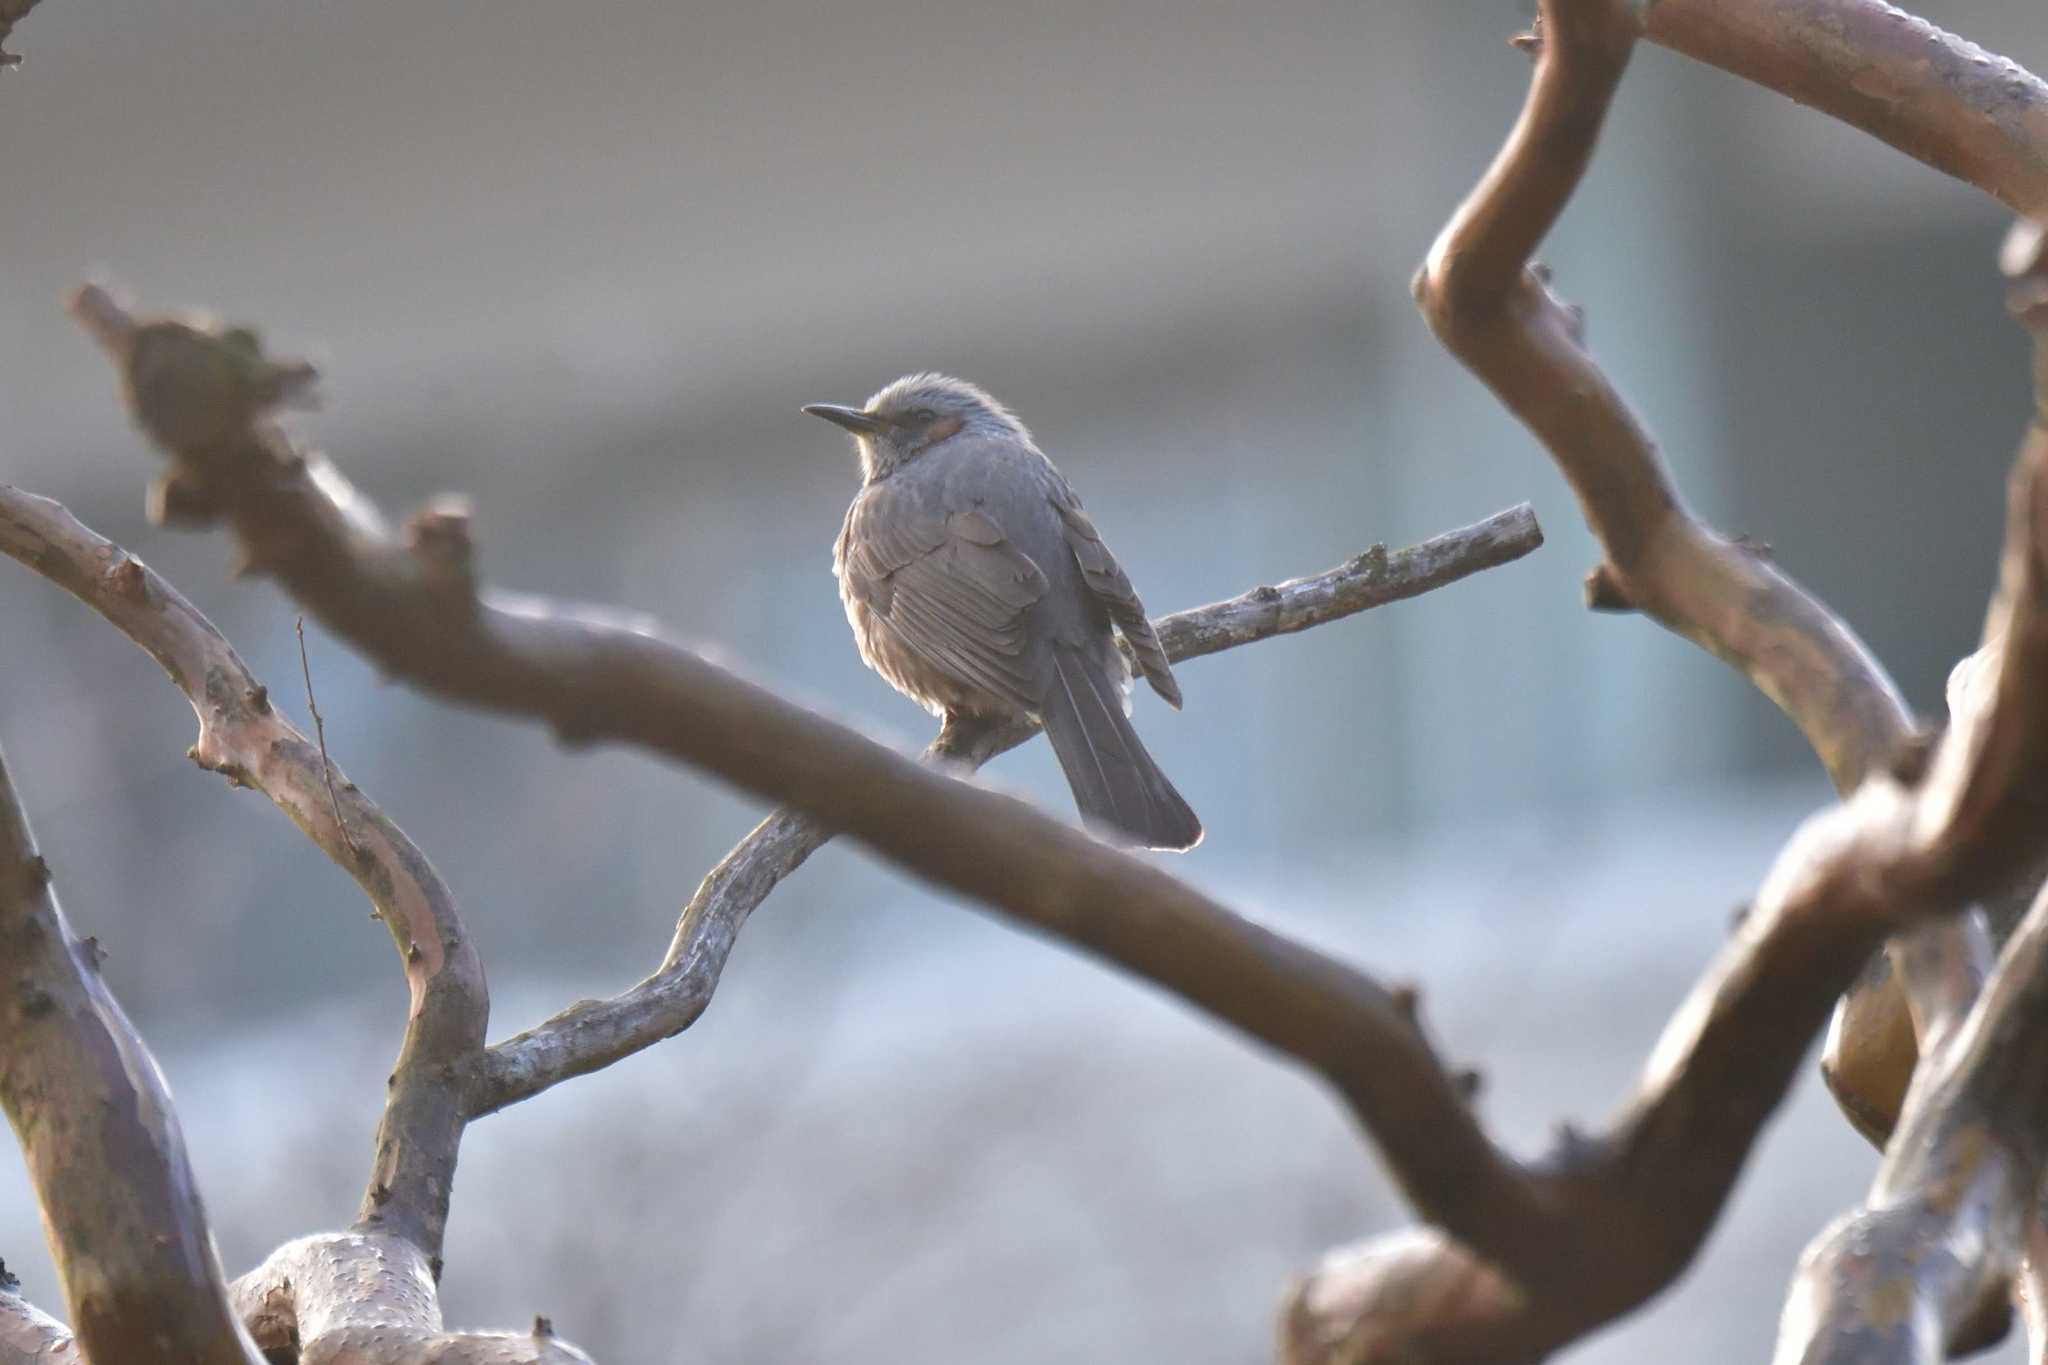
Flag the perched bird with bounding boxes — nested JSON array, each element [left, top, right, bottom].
[[806, 374, 1201, 851]]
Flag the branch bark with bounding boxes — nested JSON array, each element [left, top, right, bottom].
[[232, 1234, 594, 1365], [1284, 399, 2048, 1361], [69, 283, 1583, 1273], [1777, 875, 2048, 1364], [1767, 219, 2048, 1365], [1277, 0, 2048, 1357], [0, 484, 486, 1260], [1439, 0, 2048, 1156], [472, 507, 1544, 1115], [70, 251, 2048, 1365], [1644, 0, 2048, 220], [0, 740, 264, 1364], [0, 1279, 76, 1365], [1423, 0, 2003, 1153], [0, 495, 609, 1360], [1637, 0, 2048, 1154]]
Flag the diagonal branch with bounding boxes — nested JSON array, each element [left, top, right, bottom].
[[69, 280, 1568, 1279], [1643, 0, 2048, 220], [472, 506, 1544, 1115], [0, 484, 486, 1257], [0, 739, 264, 1364]]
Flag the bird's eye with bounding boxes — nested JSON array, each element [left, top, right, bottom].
[[913, 407, 937, 424]]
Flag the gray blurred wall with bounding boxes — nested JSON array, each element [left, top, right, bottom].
[[0, 2, 2043, 1361]]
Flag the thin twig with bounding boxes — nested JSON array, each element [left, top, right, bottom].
[[296, 614, 358, 861]]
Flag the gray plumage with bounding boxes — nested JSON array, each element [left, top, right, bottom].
[[805, 374, 1201, 851]]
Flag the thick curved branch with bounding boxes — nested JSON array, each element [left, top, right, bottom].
[[1637, 0, 2048, 1147], [0, 484, 486, 1259], [1286, 411, 2048, 1361], [1769, 224, 2048, 1365], [1424, 0, 1985, 1149], [70, 283, 1575, 1277], [1281, 1, 2048, 1357], [473, 506, 1544, 1115], [1644, 1, 2048, 220], [0, 741, 264, 1364], [1433, 0, 2026, 1139], [1416, 3, 1913, 788]]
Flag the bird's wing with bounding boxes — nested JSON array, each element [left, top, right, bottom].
[[839, 485, 1049, 712], [1049, 485, 1183, 709]]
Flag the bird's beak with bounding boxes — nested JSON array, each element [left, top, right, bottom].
[[802, 403, 887, 436]]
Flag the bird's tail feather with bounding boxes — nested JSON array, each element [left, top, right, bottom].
[[1041, 647, 1202, 852]]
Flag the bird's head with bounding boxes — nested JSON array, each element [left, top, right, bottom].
[[804, 373, 1028, 480]]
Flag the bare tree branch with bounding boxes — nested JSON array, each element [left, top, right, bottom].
[[1417, 4, 1913, 789], [1767, 220, 2048, 1365], [1624, 0, 2048, 1152], [1445, 0, 2048, 1148], [1284, 404, 2048, 1361], [1276, 0, 2048, 1357], [0, 484, 486, 1260], [473, 506, 1544, 1115], [0, 493, 612, 1359], [66, 250, 2048, 1365], [68, 280, 1572, 1283], [232, 1234, 594, 1365], [1644, 0, 2048, 220], [0, 740, 264, 1364], [1424, 0, 2005, 1151]]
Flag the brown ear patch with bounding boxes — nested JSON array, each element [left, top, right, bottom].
[[926, 414, 965, 447]]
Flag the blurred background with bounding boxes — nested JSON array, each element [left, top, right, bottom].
[[1, 1, 2043, 1359]]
